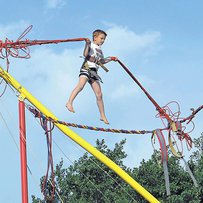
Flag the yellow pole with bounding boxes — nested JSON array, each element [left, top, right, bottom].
[[0, 67, 160, 203]]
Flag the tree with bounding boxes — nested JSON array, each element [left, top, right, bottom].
[[32, 135, 203, 203], [32, 139, 135, 203]]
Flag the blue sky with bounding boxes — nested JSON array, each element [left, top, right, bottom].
[[0, 0, 203, 202]]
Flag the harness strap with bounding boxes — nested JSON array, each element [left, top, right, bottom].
[[154, 129, 170, 196], [182, 157, 198, 187], [85, 56, 109, 72], [168, 132, 183, 158], [171, 121, 182, 133]]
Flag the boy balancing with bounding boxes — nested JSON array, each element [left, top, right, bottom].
[[66, 29, 117, 124]]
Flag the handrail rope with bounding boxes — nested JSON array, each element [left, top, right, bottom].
[[27, 104, 153, 135], [56, 120, 152, 135], [27, 104, 138, 203]]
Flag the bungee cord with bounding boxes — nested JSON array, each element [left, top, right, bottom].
[[0, 25, 88, 76], [117, 59, 172, 123]]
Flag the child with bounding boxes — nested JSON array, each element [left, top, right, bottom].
[[66, 29, 117, 124]]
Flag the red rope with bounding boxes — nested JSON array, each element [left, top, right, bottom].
[[0, 25, 87, 72], [30, 108, 56, 201], [117, 59, 172, 123]]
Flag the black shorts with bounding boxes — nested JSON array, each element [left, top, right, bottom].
[[79, 67, 102, 83]]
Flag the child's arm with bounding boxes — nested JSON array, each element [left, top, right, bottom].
[[83, 38, 91, 57], [100, 56, 118, 64]]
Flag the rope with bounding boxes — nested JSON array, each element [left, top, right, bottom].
[[152, 129, 170, 196], [0, 25, 87, 74], [117, 59, 172, 123], [27, 102, 56, 201], [181, 105, 203, 124], [27, 104, 152, 135], [56, 120, 152, 134], [182, 157, 198, 187], [38, 114, 56, 202]]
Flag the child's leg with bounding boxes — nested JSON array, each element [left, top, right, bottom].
[[91, 80, 109, 124], [66, 76, 88, 113]]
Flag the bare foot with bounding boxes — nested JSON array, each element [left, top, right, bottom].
[[100, 117, 109, 125], [66, 103, 75, 113]]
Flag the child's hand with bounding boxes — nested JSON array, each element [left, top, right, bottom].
[[110, 56, 118, 61], [85, 38, 91, 45]]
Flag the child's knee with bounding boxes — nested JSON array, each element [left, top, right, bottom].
[[96, 92, 103, 100], [77, 84, 85, 91]]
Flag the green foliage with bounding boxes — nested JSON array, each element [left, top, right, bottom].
[[32, 134, 203, 203]]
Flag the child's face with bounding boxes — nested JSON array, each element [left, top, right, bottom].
[[94, 33, 106, 46]]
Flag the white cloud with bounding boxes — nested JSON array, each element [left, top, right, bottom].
[[45, 0, 66, 9], [110, 84, 139, 100], [103, 24, 161, 59], [109, 74, 155, 100]]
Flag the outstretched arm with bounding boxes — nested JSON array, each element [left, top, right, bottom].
[[83, 38, 91, 57], [100, 56, 118, 64]]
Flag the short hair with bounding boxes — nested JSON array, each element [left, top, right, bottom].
[[93, 29, 107, 40]]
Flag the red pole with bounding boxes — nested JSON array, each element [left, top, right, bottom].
[[19, 100, 28, 203]]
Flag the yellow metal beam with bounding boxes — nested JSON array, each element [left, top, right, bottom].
[[0, 67, 160, 203]]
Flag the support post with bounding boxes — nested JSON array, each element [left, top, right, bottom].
[[19, 100, 28, 203]]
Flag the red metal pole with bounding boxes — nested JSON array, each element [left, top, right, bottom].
[[19, 100, 28, 203]]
